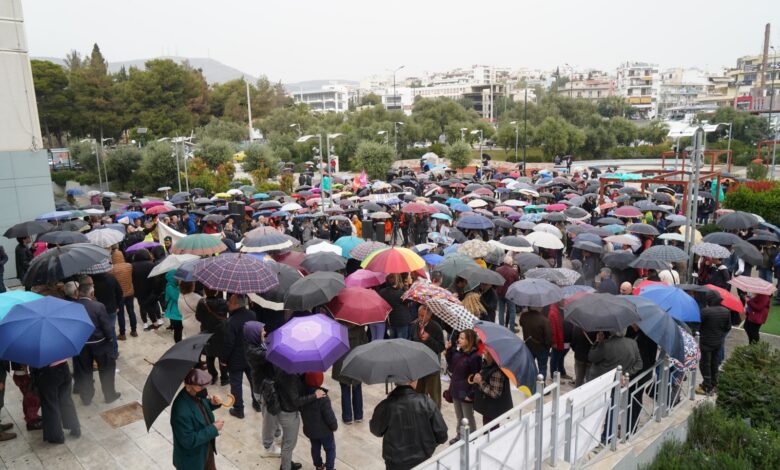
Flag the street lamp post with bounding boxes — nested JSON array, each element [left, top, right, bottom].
[[769, 46, 777, 179], [377, 130, 388, 145], [394, 121, 403, 159], [290, 123, 302, 136], [510, 121, 519, 164], [470, 129, 483, 168], [392, 65, 405, 111], [297, 133, 324, 192], [325, 133, 343, 209], [523, 88, 528, 172], [460, 128, 468, 141]]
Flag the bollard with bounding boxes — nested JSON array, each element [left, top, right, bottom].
[[609, 366, 622, 451], [689, 332, 700, 401], [657, 356, 670, 420], [550, 371, 560, 467], [619, 372, 630, 443], [563, 398, 574, 463], [459, 418, 470, 469], [535, 374, 544, 470]]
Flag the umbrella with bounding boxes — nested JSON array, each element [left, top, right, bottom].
[[142, 333, 213, 430], [148, 253, 200, 278], [362, 247, 426, 274], [4, 220, 53, 238], [433, 254, 479, 288], [614, 206, 643, 218], [506, 278, 563, 308], [0, 297, 94, 368], [573, 240, 603, 254], [512, 252, 549, 271], [637, 245, 689, 263], [23, 243, 110, 288], [327, 287, 391, 325], [458, 266, 506, 286], [242, 232, 295, 253], [340, 338, 441, 384], [703, 284, 743, 313], [638, 284, 700, 322], [748, 231, 780, 243], [350, 241, 388, 261], [629, 257, 673, 270], [716, 211, 758, 230], [36, 211, 73, 221], [524, 267, 581, 287], [602, 250, 637, 270], [626, 223, 659, 236], [284, 272, 345, 311], [301, 252, 347, 272], [172, 234, 227, 256], [473, 321, 538, 395], [458, 239, 491, 258], [426, 299, 477, 331], [533, 223, 563, 239], [597, 217, 624, 226], [86, 228, 125, 248], [0, 291, 43, 321], [564, 207, 590, 219], [126, 241, 161, 253], [266, 314, 349, 373], [334, 236, 364, 259], [623, 297, 685, 362], [172, 259, 200, 282], [345, 269, 387, 289], [194, 253, 279, 294], [564, 294, 641, 332], [37, 231, 88, 245], [671, 328, 700, 371], [455, 214, 494, 230], [729, 275, 777, 296], [691, 242, 731, 259], [55, 220, 89, 232], [658, 233, 685, 243], [401, 279, 460, 304], [561, 285, 596, 300], [524, 231, 564, 250], [701, 232, 741, 246], [246, 261, 303, 310], [732, 240, 763, 266], [605, 235, 641, 249]]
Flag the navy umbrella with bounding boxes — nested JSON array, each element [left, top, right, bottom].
[[473, 321, 538, 395], [623, 297, 685, 362], [455, 214, 494, 230]]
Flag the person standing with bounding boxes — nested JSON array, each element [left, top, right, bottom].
[[596, 268, 618, 295], [221, 294, 259, 418], [409, 304, 445, 408], [197, 288, 229, 386], [275, 366, 326, 470], [88, 264, 123, 359], [519, 308, 552, 382], [164, 271, 183, 343], [170, 369, 224, 470], [130, 249, 162, 331], [300, 372, 338, 470], [111, 250, 137, 339], [695, 292, 731, 395], [0, 361, 17, 441], [444, 329, 482, 444], [380, 274, 411, 340], [72, 277, 121, 405], [244, 321, 282, 457], [495, 256, 519, 331], [14, 237, 33, 282], [34, 359, 81, 444], [369, 379, 448, 470], [744, 292, 770, 344], [330, 323, 368, 424], [473, 349, 513, 426], [178, 281, 202, 339], [0, 245, 8, 293]]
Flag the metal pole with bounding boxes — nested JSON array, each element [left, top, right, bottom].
[[657, 356, 671, 420], [478, 130, 483, 169], [523, 89, 528, 173], [534, 374, 544, 470], [182, 139, 190, 193], [94, 139, 103, 191], [318, 134, 325, 209], [549, 372, 560, 467], [610, 366, 622, 451], [514, 123, 519, 164], [100, 128, 109, 192], [619, 372, 630, 443], [727, 122, 733, 172], [689, 332, 700, 401], [459, 418, 470, 469], [246, 80, 253, 141], [174, 141, 182, 193], [563, 398, 574, 463], [394, 122, 398, 159], [684, 127, 704, 281], [769, 58, 776, 178]]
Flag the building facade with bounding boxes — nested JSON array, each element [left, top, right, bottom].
[[556, 78, 616, 102], [616, 62, 660, 118], [658, 68, 710, 115], [291, 85, 351, 113]]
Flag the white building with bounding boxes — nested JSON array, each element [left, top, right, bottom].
[[291, 85, 350, 113], [421, 65, 510, 87], [658, 68, 711, 115], [381, 86, 414, 115], [616, 62, 660, 118]]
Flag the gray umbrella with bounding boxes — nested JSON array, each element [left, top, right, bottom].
[[602, 250, 637, 270], [37, 231, 89, 245], [716, 211, 758, 230], [545, 212, 567, 223], [506, 278, 563, 308], [495, 236, 532, 252], [514, 221, 537, 231], [250, 262, 304, 310], [524, 267, 581, 286], [564, 207, 589, 219], [691, 242, 731, 259], [513, 253, 549, 271], [748, 230, 780, 243], [573, 241, 603, 254], [23, 243, 110, 288], [340, 339, 440, 385], [702, 232, 742, 246], [597, 217, 624, 226], [483, 246, 506, 266], [637, 245, 689, 263], [733, 240, 763, 266], [626, 223, 660, 236], [284, 272, 345, 311], [300, 252, 347, 273], [629, 257, 672, 270], [458, 266, 506, 286], [564, 293, 641, 332]]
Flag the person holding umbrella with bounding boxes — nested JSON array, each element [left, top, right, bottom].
[[330, 323, 369, 424], [472, 349, 513, 426], [34, 357, 81, 444], [243, 321, 282, 457], [15, 237, 33, 281], [197, 288, 230, 386], [221, 294, 260, 419], [170, 368, 224, 470], [695, 291, 731, 396], [409, 303, 445, 408], [444, 329, 482, 444]]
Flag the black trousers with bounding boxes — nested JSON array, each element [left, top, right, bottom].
[[72, 341, 117, 404], [700, 345, 720, 392], [38, 362, 80, 443], [206, 356, 228, 383], [744, 320, 761, 344]]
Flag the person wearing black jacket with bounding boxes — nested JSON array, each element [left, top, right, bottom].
[[370, 380, 448, 470], [696, 294, 732, 395], [221, 294, 259, 419], [300, 372, 338, 470], [72, 278, 121, 405], [625, 327, 658, 434], [243, 321, 281, 457], [410, 305, 445, 408], [275, 367, 325, 470], [130, 249, 161, 330], [91, 270, 123, 359], [570, 324, 595, 387], [473, 350, 513, 426], [196, 288, 229, 386], [379, 274, 411, 339], [0, 245, 8, 293], [14, 237, 33, 282]]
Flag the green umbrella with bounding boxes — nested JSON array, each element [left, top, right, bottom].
[[171, 234, 227, 256], [433, 253, 478, 289], [240, 185, 257, 194]]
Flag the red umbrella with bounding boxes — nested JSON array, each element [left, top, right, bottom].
[[632, 279, 668, 295], [146, 205, 173, 215], [141, 200, 165, 209], [273, 251, 308, 274], [703, 284, 744, 313], [402, 203, 430, 215], [326, 287, 391, 325], [615, 206, 643, 218], [545, 203, 567, 212]]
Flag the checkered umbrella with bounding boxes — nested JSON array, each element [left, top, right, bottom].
[[401, 279, 460, 304], [193, 253, 279, 294], [349, 241, 388, 261], [691, 242, 731, 259], [728, 275, 777, 296], [524, 268, 581, 287], [427, 298, 476, 331], [637, 245, 689, 263]]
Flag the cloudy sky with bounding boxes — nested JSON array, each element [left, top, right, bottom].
[[22, 0, 780, 83]]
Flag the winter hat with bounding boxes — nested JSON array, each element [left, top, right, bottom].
[[185, 368, 212, 386], [304, 371, 323, 388]]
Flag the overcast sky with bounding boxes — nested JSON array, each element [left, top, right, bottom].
[[22, 0, 780, 83]]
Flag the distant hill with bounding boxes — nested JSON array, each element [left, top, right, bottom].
[[32, 56, 258, 84], [284, 79, 359, 92]]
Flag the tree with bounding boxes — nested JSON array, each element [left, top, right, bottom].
[[196, 117, 247, 143], [706, 107, 770, 145], [535, 116, 570, 157], [360, 93, 382, 106], [444, 141, 473, 170], [242, 142, 280, 180], [64, 50, 83, 72], [609, 117, 637, 146], [68, 43, 123, 139], [351, 141, 394, 180], [495, 123, 517, 156], [104, 146, 142, 182], [31, 60, 71, 147], [639, 121, 669, 145], [597, 96, 634, 119], [196, 138, 235, 170], [412, 98, 480, 143], [138, 141, 178, 191], [68, 140, 97, 172]]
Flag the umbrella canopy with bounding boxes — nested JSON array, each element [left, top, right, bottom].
[[614, 206, 643, 218], [334, 236, 364, 259], [23, 243, 109, 288], [506, 278, 563, 308], [86, 228, 125, 248], [605, 235, 641, 249], [172, 234, 227, 256], [147, 253, 200, 278], [703, 284, 743, 313], [637, 245, 689, 263], [4, 220, 53, 238], [247, 261, 303, 311], [327, 287, 391, 325], [512, 252, 549, 272], [340, 338, 441, 384], [301, 252, 347, 273], [732, 240, 763, 266], [638, 284, 700, 322], [458, 239, 491, 258], [0, 291, 43, 321], [267, 314, 349, 373], [623, 297, 685, 362], [626, 223, 660, 236], [533, 223, 563, 239], [194, 253, 279, 294], [602, 250, 637, 270], [458, 266, 506, 286], [345, 269, 387, 288], [564, 294, 641, 332], [349, 241, 388, 261], [524, 267, 581, 287], [142, 333, 213, 430], [362, 247, 426, 274], [425, 298, 477, 331], [242, 232, 295, 253], [433, 253, 479, 288], [573, 240, 602, 254], [729, 275, 777, 296], [716, 211, 758, 230], [473, 321, 538, 395], [524, 231, 564, 250], [701, 232, 742, 246], [126, 241, 161, 253], [401, 279, 460, 305], [284, 272, 345, 311], [691, 242, 731, 259], [0, 297, 94, 368], [455, 214, 494, 230], [561, 285, 596, 301], [37, 231, 88, 245], [494, 235, 533, 253]]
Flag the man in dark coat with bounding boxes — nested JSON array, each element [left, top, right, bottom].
[[597, 268, 619, 295], [0, 245, 7, 293], [221, 294, 259, 419], [275, 366, 325, 470], [696, 292, 731, 395], [90, 268, 123, 359], [370, 379, 448, 470], [14, 237, 33, 282], [130, 250, 162, 330], [410, 305, 445, 408], [244, 321, 282, 457], [519, 309, 552, 381], [72, 277, 121, 405]]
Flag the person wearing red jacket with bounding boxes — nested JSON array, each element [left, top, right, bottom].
[[744, 293, 770, 344]]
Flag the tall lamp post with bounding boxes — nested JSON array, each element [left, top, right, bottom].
[[394, 121, 403, 158], [470, 129, 483, 166], [377, 130, 388, 145], [392, 65, 405, 111], [522, 88, 528, 172], [460, 127, 468, 141], [325, 133, 343, 209], [289, 123, 302, 136], [769, 46, 777, 179], [510, 121, 519, 164], [297, 133, 324, 192]]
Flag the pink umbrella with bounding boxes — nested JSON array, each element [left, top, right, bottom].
[[545, 203, 567, 212], [728, 275, 777, 296], [614, 206, 643, 218], [141, 200, 165, 209], [345, 269, 387, 288]]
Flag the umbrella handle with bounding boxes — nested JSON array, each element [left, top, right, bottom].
[[144, 358, 156, 366]]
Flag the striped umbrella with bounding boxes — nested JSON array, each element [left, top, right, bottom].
[[361, 247, 426, 273], [728, 275, 777, 296], [193, 253, 279, 294], [473, 320, 538, 396], [349, 241, 388, 261], [172, 234, 227, 256]]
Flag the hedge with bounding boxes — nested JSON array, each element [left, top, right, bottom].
[[724, 182, 780, 227]]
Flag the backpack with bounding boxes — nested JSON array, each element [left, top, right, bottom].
[[260, 378, 281, 416]]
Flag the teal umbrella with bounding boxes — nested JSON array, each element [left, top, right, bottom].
[[433, 253, 478, 289], [252, 192, 269, 200], [334, 236, 364, 259], [0, 291, 43, 321]]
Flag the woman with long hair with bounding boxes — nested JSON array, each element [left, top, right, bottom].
[[444, 329, 482, 443]]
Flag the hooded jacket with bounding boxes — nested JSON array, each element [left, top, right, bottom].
[[165, 270, 182, 321]]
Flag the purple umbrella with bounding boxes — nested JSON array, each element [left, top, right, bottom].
[[126, 241, 161, 253], [193, 253, 279, 294], [266, 314, 349, 373]]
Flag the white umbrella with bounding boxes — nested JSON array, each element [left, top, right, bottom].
[[280, 202, 303, 212], [87, 190, 101, 197], [533, 223, 563, 239], [83, 208, 104, 215], [525, 231, 564, 250], [102, 191, 117, 198], [658, 233, 686, 243], [147, 253, 200, 277], [519, 188, 540, 198], [605, 234, 642, 250], [86, 229, 124, 248], [370, 212, 391, 219], [305, 242, 343, 256], [227, 188, 243, 196], [467, 199, 488, 208], [157, 186, 172, 191]]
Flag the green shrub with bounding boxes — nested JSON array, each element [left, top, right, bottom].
[[698, 224, 722, 237], [724, 182, 780, 227], [50, 170, 79, 187], [75, 172, 99, 185], [717, 342, 780, 431], [255, 181, 281, 193], [746, 162, 768, 180]]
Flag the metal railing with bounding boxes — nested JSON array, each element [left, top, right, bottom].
[[416, 339, 700, 470]]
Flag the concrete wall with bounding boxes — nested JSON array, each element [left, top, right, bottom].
[[0, 0, 55, 284]]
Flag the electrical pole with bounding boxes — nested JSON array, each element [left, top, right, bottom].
[[246, 80, 253, 142], [684, 127, 704, 281], [522, 88, 528, 172]]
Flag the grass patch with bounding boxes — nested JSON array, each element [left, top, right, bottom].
[[763, 305, 780, 336]]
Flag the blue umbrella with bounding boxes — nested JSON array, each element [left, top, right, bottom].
[[423, 253, 444, 266], [432, 213, 452, 221], [66, 188, 84, 196], [0, 297, 94, 368], [638, 284, 700, 322], [271, 211, 289, 218], [253, 193, 270, 199], [0, 291, 43, 321], [334, 236, 364, 260], [602, 224, 626, 234], [446, 197, 462, 205], [623, 296, 685, 362], [575, 232, 603, 245], [451, 203, 473, 213], [36, 210, 72, 221], [117, 211, 145, 221], [456, 214, 494, 230]]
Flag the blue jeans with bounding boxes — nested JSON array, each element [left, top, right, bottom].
[[758, 268, 774, 284], [107, 310, 118, 359], [117, 296, 137, 335], [550, 348, 569, 377], [388, 325, 409, 340], [497, 297, 516, 329], [534, 349, 550, 382], [229, 367, 256, 412], [310, 434, 336, 470], [340, 382, 363, 422]]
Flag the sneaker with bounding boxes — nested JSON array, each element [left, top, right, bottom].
[[117, 334, 126, 341], [355, 418, 363, 423], [343, 420, 353, 425], [26, 420, 43, 431], [0, 431, 17, 441], [130, 330, 138, 337], [694, 385, 707, 395], [261, 445, 281, 457], [143, 322, 152, 331], [287, 463, 302, 470], [229, 408, 244, 419], [155, 319, 165, 327], [220, 377, 230, 387], [105, 392, 122, 404]]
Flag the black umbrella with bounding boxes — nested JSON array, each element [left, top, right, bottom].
[[637, 245, 689, 263], [142, 333, 213, 430], [702, 232, 741, 246], [513, 252, 549, 271], [3, 221, 53, 238], [493, 218, 513, 229], [596, 217, 624, 226], [302, 238, 329, 249], [340, 338, 440, 384], [250, 262, 304, 310], [748, 231, 780, 243], [203, 214, 225, 224], [361, 202, 383, 212], [23, 243, 110, 288], [545, 212, 567, 223], [623, 297, 685, 362], [448, 228, 467, 244], [284, 272, 345, 311], [495, 235, 532, 252], [733, 240, 763, 266], [627, 223, 660, 236], [37, 231, 89, 245], [602, 250, 637, 270], [716, 211, 758, 230], [573, 241, 603, 254], [564, 207, 589, 219], [55, 220, 89, 232], [629, 257, 672, 270], [564, 293, 641, 332], [458, 266, 505, 286], [300, 252, 347, 273]]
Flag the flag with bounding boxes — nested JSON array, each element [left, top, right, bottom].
[[359, 169, 368, 186], [157, 221, 186, 246]]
